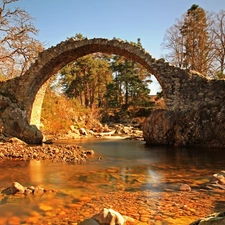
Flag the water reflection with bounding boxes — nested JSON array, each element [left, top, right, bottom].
[[147, 168, 162, 184], [29, 160, 43, 184], [0, 139, 225, 221]]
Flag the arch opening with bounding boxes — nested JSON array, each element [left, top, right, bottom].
[[35, 52, 165, 136]]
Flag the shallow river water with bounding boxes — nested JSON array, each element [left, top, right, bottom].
[[0, 138, 225, 224]]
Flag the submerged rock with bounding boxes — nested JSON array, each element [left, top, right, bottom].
[[179, 184, 192, 191], [204, 171, 225, 190], [11, 181, 25, 194], [1, 182, 55, 196], [210, 171, 225, 185]]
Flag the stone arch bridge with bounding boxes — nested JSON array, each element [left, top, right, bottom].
[[0, 38, 225, 146]]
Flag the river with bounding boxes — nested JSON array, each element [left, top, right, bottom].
[[0, 138, 225, 224]]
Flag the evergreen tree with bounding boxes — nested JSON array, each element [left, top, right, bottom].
[[60, 37, 152, 110], [106, 53, 152, 108], [61, 53, 112, 108]]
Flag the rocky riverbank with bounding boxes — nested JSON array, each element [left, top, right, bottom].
[[0, 123, 142, 163], [0, 137, 94, 163], [44, 123, 143, 142]]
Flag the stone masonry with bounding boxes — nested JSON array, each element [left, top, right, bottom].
[[0, 38, 225, 145]]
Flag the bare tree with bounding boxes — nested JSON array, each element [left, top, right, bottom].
[[161, 17, 186, 68], [209, 10, 225, 77], [0, 0, 44, 79]]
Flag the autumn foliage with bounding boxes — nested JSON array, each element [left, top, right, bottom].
[[40, 88, 99, 136]]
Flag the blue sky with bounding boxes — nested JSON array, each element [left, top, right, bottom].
[[12, 0, 225, 94]]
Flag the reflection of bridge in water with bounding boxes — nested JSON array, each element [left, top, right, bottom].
[[29, 161, 43, 184], [0, 38, 225, 145]]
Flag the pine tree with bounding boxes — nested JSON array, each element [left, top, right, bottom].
[[61, 53, 112, 108], [106, 54, 152, 109]]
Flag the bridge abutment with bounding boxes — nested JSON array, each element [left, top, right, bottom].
[[0, 82, 43, 144]]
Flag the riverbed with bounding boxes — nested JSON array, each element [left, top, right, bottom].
[[0, 138, 225, 224]]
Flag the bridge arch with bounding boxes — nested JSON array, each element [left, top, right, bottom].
[[14, 38, 197, 124], [23, 38, 169, 122], [0, 37, 211, 143]]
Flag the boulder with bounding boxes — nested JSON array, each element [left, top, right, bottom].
[[79, 128, 88, 136], [179, 184, 191, 191], [11, 182, 25, 194], [5, 137, 27, 145], [190, 212, 225, 225], [93, 208, 125, 225], [210, 171, 225, 185], [205, 171, 225, 190]]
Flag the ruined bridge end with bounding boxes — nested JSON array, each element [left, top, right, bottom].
[[142, 69, 225, 148], [0, 77, 43, 144], [163, 68, 225, 111], [141, 57, 214, 111]]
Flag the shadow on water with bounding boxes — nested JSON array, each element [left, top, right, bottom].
[[144, 144, 225, 170]]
